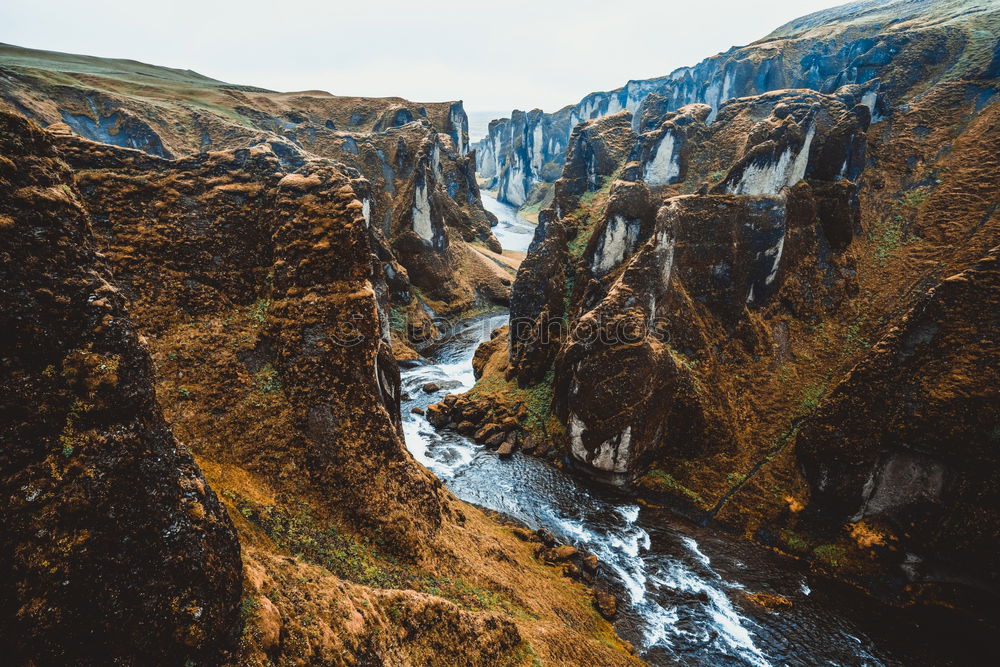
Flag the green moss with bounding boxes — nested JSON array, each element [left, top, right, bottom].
[[814, 543, 847, 568], [228, 493, 528, 616], [57, 398, 88, 458], [646, 469, 705, 505], [797, 383, 826, 415], [467, 369, 557, 439], [389, 306, 407, 334], [232, 496, 404, 588], [781, 529, 812, 554], [254, 364, 282, 394], [567, 226, 594, 260], [846, 322, 871, 349], [250, 297, 271, 326], [239, 595, 259, 637], [899, 185, 932, 209]]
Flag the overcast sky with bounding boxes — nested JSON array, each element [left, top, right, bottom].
[[2, 0, 843, 113]]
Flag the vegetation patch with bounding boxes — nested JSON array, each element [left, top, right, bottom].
[[225, 493, 527, 616], [645, 469, 706, 506]]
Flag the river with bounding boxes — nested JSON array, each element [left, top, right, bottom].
[[397, 197, 982, 666]]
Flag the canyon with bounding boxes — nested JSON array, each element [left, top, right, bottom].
[[1, 0, 998, 664]]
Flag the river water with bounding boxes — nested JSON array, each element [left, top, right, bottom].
[[398, 198, 985, 666], [480, 191, 536, 252]]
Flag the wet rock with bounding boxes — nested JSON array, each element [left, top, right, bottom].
[[456, 421, 478, 436], [549, 545, 580, 561], [474, 423, 504, 443], [411, 407, 425, 415], [511, 527, 537, 542], [497, 437, 517, 458], [422, 381, 441, 393], [582, 553, 599, 573], [426, 402, 450, 427], [485, 432, 507, 450], [536, 529, 557, 547]]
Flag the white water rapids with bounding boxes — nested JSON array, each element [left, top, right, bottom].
[[397, 195, 907, 666]]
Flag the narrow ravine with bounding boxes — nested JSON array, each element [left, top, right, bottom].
[[397, 205, 939, 667], [480, 191, 537, 252]]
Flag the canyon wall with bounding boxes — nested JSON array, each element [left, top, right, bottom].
[[0, 44, 512, 354], [0, 110, 243, 665], [474, 0, 998, 206], [0, 48, 640, 663], [451, 0, 1000, 611]]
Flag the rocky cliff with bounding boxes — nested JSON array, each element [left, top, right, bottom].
[[0, 109, 242, 665], [449, 0, 999, 614], [476, 0, 995, 207], [0, 43, 513, 355], [0, 89, 639, 664]]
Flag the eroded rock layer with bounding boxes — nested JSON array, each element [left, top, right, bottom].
[[477, 0, 993, 206], [0, 109, 242, 665], [450, 0, 999, 612]]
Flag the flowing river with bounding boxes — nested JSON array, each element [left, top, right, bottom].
[[398, 198, 982, 666]]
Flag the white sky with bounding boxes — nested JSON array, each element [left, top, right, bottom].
[[1, 0, 843, 113]]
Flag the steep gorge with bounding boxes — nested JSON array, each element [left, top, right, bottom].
[[0, 0, 998, 664], [445, 0, 1000, 627], [0, 51, 637, 666]]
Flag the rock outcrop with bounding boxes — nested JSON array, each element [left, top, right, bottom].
[[0, 43, 511, 348], [0, 110, 243, 664], [476, 0, 993, 206], [454, 0, 999, 609], [52, 129, 452, 557]]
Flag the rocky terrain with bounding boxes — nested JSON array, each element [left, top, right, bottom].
[[1, 0, 999, 662], [0, 43, 516, 356], [444, 0, 1000, 621], [477, 0, 993, 209], [0, 54, 637, 665]]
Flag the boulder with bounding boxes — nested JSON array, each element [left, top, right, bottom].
[[474, 423, 504, 443], [497, 438, 517, 457], [593, 591, 618, 620], [426, 403, 451, 427], [485, 433, 507, 449]]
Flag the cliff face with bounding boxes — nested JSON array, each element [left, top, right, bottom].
[[0, 110, 242, 664], [52, 132, 454, 555], [454, 0, 999, 609], [0, 107, 641, 665], [476, 0, 994, 206], [0, 44, 510, 350], [797, 248, 999, 599]]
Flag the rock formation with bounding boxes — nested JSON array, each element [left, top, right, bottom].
[[0, 82, 639, 664], [476, 0, 993, 207], [0, 109, 243, 665], [452, 0, 999, 609], [0, 43, 512, 353]]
